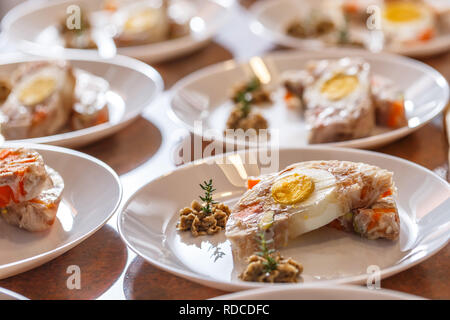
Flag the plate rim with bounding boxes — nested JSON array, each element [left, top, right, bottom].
[[210, 283, 426, 300], [247, 0, 450, 57], [0, 142, 123, 277], [168, 48, 449, 149], [118, 146, 450, 291], [0, 51, 164, 146], [0, 287, 29, 300], [1, 0, 231, 61]]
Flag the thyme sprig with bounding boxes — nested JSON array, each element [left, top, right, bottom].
[[234, 77, 262, 118], [256, 231, 278, 273], [199, 179, 217, 215], [338, 13, 350, 45]]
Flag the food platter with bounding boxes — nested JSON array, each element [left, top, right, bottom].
[[0, 142, 122, 279], [170, 49, 449, 149], [2, 0, 231, 62], [118, 147, 450, 291], [0, 52, 163, 148], [248, 0, 450, 57]]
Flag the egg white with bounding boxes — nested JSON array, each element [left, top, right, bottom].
[[113, 0, 169, 41], [272, 167, 347, 239]]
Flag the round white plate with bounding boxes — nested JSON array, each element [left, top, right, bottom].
[[118, 147, 450, 291], [213, 284, 425, 300], [170, 49, 449, 149], [0, 52, 163, 148], [2, 0, 230, 63], [248, 0, 450, 57], [0, 287, 28, 300], [0, 143, 122, 279]]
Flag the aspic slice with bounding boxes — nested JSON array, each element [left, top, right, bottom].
[[0, 148, 48, 207], [226, 160, 394, 259], [329, 193, 400, 240], [303, 58, 375, 143], [0, 61, 76, 139], [1, 165, 64, 232]]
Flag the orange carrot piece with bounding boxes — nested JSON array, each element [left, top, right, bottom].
[[32, 109, 47, 124], [360, 185, 369, 200], [0, 185, 17, 207], [373, 208, 396, 214], [387, 100, 405, 128], [328, 219, 345, 231], [284, 91, 294, 102], [367, 212, 382, 231], [343, 1, 358, 14], [94, 109, 109, 126], [247, 179, 261, 190], [418, 28, 434, 42], [380, 189, 393, 198]]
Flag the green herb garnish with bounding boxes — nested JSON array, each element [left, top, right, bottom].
[[199, 179, 217, 215], [233, 77, 262, 118], [256, 231, 278, 273], [245, 77, 262, 92], [338, 14, 350, 44]]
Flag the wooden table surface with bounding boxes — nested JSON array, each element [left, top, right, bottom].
[[0, 2, 449, 300]]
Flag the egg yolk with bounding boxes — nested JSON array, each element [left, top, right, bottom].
[[384, 2, 421, 23], [124, 9, 156, 32], [271, 173, 314, 205], [321, 73, 359, 101], [18, 77, 56, 106]]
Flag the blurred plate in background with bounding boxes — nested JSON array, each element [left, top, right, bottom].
[[0, 143, 122, 280], [0, 52, 163, 148], [249, 0, 450, 57], [2, 0, 231, 62], [0, 287, 28, 300], [170, 49, 449, 149]]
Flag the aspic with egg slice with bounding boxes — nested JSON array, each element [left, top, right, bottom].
[[303, 58, 374, 143], [0, 148, 47, 207], [0, 148, 64, 232], [382, 1, 437, 45], [0, 61, 75, 139], [112, 0, 170, 47], [282, 57, 408, 143], [226, 160, 395, 259]]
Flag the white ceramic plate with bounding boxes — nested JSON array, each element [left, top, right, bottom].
[[0, 287, 28, 300], [170, 49, 449, 149], [212, 284, 425, 300], [0, 52, 163, 148], [248, 0, 450, 57], [0, 143, 122, 279], [118, 147, 450, 291], [2, 0, 230, 63]]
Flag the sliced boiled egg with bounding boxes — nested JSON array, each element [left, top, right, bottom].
[[303, 58, 371, 114], [269, 167, 346, 239], [14, 66, 66, 106], [18, 77, 56, 106], [124, 8, 159, 33], [320, 73, 359, 101], [382, 1, 436, 44], [271, 173, 315, 205], [384, 2, 422, 22], [113, 0, 169, 43]]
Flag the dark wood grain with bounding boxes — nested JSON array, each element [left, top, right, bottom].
[[0, 225, 128, 300], [123, 257, 227, 300], [79, 117, 162, 175]]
